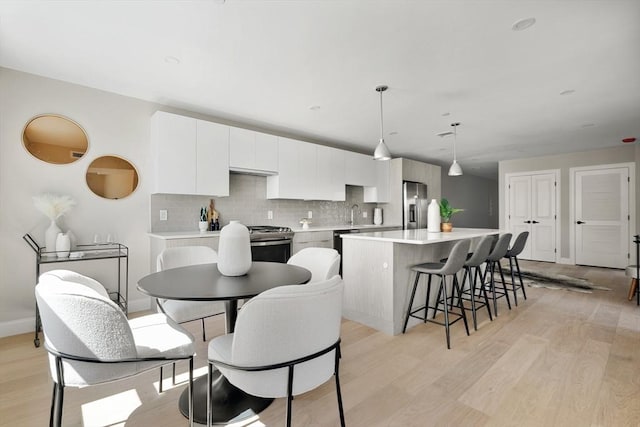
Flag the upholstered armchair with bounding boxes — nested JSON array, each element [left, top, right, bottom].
[[36, 269, 196, 427], [286, 247, 341, 282]]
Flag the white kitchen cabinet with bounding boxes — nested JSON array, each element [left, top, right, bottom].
[[229, 127, 278, 174], [292, 230, 334, 254], [316, 145, 346, 201], [364, 160, 390, 203], [344, 151, 376, 187], [267, 137, 317, 199], [151, 111, 229, 196]]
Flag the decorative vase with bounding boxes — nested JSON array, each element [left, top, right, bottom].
[[55, 232, 71, 258], [45, 219, 61, 256], [217, 220, 252, 276], [427, 199, 440, 232], [441, 222, 453, 232], [198, 221, 208, 232], [374, 208, 383, 225]]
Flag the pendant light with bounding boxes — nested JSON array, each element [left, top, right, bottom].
[[448, 122, 463, 176], [373, 85, 392, 160]]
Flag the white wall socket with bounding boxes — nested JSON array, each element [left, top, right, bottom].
[[362, 211, 367, 218], [267, 210, 273, 220], [308, 211, 313, 219], [159, 209, 168, 221]]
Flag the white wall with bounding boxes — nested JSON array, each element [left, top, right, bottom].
[[0, 68, 165, 336], [499, 146, 638, 259]]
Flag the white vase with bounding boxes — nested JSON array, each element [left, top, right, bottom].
[[374, 208, 383, 225], [217, 220, 252, 276], [427, 199, 441, 233], [45, 219, 61, 255], [55, 232, 71, 258]]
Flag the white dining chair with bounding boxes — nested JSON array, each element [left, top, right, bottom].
[[286, 247, 341, 282], [207, 275, 345, 427], [36, 269, 195, 427], [156, 245, 222, 390]]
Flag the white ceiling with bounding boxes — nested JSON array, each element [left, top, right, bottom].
[[1, 0, 639, 179]]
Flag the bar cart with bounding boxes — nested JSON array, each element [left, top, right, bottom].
[[23, 233, 129, 347]]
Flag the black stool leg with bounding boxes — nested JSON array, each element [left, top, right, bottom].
[[402, 272, 421, 333], [515, 256, 527, 300], [508, 256, 518, 306], [453, 274, 470, 336], [476, 266, 493, 321], [425, 274, 433, 322], [463, 266, 478, 330], [433, 275, 442, 320], [440, 275, 451, 349], [497, 262, 512, 309]]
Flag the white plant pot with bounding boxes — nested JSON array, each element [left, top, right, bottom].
[[56, 232, 71, 258], [217, 220, 252, 276], [198, 221, 208, 232]]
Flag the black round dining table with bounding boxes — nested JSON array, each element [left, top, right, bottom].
[[137, 261, 312, 425]]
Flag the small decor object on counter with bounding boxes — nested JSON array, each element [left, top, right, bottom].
[[208, 199, 220, 230], [299, 218, 312, 230], [55, 232, 71, 258], [217, 220, 252, 276], [439, 198, 464, 232], [33, 193, 76, 255], [374, 208, 383, 225], [199, 206, 208, 232], [427, 199, 440, 232]]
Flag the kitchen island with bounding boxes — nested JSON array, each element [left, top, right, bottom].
[[341, 228, 500, 335]]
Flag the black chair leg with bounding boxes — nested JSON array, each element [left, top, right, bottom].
[[159, 366, 164, 393], [497, 262, 512, 309], [201, 318, 206, 341], [54, 383, 64, 427], [172, 363, 177, 385], [49, 383, 57, 427], [440, 276, 451, 349], [334, 348, 346, 427], [433, 276, 443, 320], [188, 357, 194, 427], [425, 274, 432, 321], [286, 366, 294, 427], [454, 275, 470, 336], [477, 267, 493, 321]]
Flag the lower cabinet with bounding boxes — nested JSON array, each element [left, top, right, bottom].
[[292, 231, 333, 254]]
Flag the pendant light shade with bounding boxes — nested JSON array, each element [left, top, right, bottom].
[[448, 122, 463, 176], [373, 85, 391, 161]]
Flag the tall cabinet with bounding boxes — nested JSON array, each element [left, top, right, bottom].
[[150, 111, 229, 196]]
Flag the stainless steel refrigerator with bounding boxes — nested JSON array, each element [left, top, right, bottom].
[[403, 181, 428, 229]]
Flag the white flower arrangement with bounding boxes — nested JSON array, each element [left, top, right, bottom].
[[33, 194, 76, 220]]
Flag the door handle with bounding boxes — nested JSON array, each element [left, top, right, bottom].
[[532, 220, 539, 224], [524, 220, 531, 224], [576, 220, 585, 224]]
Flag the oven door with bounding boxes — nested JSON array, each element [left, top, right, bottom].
[[250, 239, 292, 263]]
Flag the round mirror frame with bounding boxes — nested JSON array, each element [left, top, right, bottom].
[[86, 155, 140, 200], [22, 114, 89, 164]]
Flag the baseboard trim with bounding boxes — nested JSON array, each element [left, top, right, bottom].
[[558, 257, 573, 265]]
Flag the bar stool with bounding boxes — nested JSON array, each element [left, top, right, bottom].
[[481, 233, 512, 316], [459, 234, 495, 330], [503, 231, 529, 306], [402, 239, 471, 349]]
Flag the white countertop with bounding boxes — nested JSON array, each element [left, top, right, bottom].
[[148, 224, 402, 240], [340, 227, 501, 245]]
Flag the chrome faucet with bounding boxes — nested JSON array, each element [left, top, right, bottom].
[[350, 204, 360, 225]]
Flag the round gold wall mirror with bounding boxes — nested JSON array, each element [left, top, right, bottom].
[[23, 115, 88, 164], [86, 155, 139, 200]]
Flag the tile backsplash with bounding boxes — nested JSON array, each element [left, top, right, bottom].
[[150, 173, 379, 232]]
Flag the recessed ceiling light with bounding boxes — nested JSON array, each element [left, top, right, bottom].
[[622, 137, 637, 144], [512, 17, 536, 31], [560, 89, 576, 96], [389, 131, 398, 136], [436, 130, 454, 137], [164, 56, 180, 65], [580, 123, 595, 128], [441, 112, 451, 117], [308, 105, 321, 111]]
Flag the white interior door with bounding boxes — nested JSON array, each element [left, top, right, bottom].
[[531, 173, 556, 262], [508, 175, 532, 258], [508, 172, 557, 261], [575, 167, 629, 268]]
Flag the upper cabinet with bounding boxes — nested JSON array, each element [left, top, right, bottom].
[[229, 127, 278, 174], [344, 151, 376, 187], [364, 160, 390, 203], [267, 138, 346, 201], [151, 111, 229, 196]]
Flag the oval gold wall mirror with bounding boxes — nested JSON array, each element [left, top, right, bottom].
[[86, 155, 139, 200], [23, 115, 88, 164]]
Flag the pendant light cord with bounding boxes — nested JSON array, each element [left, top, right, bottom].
[[379, 89, 384, 139]]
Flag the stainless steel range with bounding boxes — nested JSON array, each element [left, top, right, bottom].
[[247, 225, 293, 263]]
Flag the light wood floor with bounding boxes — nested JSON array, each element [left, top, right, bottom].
[[1, 261, 638, 427]]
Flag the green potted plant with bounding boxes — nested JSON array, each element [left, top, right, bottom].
[[439, 198, 464, 232]]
